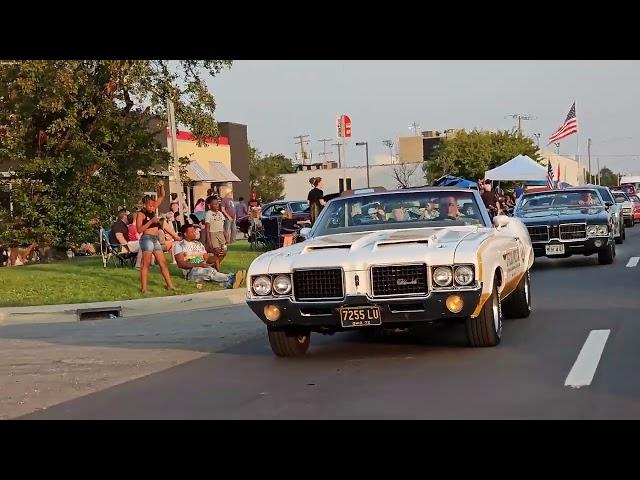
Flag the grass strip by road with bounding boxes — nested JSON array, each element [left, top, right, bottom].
[[0, 241, 261, 307]]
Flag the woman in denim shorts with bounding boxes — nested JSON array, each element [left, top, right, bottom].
[[135, 183, 175, 294]]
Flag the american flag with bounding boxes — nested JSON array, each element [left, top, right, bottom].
[[548, 102, 578, 144], [547, 162, 554, 189]]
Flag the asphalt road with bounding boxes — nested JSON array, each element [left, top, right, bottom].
[[6, 226, 640, 419]]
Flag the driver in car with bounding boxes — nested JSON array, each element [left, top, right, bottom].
[[578, 192, 595, 206], [437, 196, 463, 220]]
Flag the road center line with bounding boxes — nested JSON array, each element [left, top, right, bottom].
[[565, 329, 610, 389], [626, 257, 640, 268]]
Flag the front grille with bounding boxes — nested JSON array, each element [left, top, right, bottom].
[[371, 264, 427, 297], [527, 226, 549, 242], [560, 223, 586, 241], [293, 269, 343, 300]]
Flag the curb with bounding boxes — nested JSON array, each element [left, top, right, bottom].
[[0, 288, 247, 327]]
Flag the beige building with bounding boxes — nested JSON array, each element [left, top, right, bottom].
[[537, 149, 587, 186], [398, 129, 461, 164], [283, 162, 425, 200]]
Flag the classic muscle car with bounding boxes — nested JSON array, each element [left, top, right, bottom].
[[581, 185, 625, 244], [246, 187, 534, 357], [611, 189, 635, 228], [513, 188, 616, 264]]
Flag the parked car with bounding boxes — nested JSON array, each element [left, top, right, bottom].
[[246, 187, 534, 357], [513, 188, 616, 264], [236, 200, 310, 234]]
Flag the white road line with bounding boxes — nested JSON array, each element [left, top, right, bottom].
[[565, 329, 611, 389], [626, 257, 640, 268]]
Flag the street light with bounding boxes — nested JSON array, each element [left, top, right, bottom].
[[356, 141, 370, 188]]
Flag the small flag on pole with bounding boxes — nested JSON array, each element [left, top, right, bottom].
[[547, 162, 554, 189], [548, 102, 578, 144]]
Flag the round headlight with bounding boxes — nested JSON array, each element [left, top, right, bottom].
[[433, 267, 453, 287], [586, 225, 598, 237], [252, 276, 272, 296], [454, 265, 474, 286], [597, 225, 608, 236], [272, 275, 292, 295]]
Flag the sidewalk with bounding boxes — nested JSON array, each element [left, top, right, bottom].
[[0, 288, 247, 326]]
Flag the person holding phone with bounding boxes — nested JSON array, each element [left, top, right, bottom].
[[136, 182, 174, 294]]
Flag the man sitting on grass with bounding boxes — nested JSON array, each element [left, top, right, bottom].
[[173, 223, 245, 289]]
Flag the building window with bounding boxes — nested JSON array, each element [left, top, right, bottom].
[[338, 178, 352, 193]]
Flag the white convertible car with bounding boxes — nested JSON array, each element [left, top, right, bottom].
[[246, 187, 534, 357]]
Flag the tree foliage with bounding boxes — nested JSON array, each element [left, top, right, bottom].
[[249, 145, 296, 203], [425, 129, 541, 182], [0, 60, 232, 247], [598, 167, 620, 187]]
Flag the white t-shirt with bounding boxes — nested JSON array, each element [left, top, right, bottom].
[[173, 240, 207, 277], [205, 210, 225, 233]]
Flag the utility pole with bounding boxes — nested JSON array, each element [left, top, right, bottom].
[[167, 98, 183, 221], [597, 157, 601, 185], [409, 122, 420, 136], [318, 139, 333, 163], [332, 142, 343, 168], [587, 138, 592, 184], [555, 142, 560, 154], [505, 114, 536, 135], [294, 134, 311, 165]]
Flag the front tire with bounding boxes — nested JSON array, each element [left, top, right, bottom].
[[502, 270, 532, 319], [466, 279, 502, 347], [616, 222, 625, 244], [268, 329, 311, 357], [598, 241, 615, 265]]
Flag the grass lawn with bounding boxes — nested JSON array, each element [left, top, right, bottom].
[[0, 241, 262, 307]]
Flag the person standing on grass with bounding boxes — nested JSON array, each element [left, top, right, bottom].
[[248, 191, 260, 209], [136, 182, 175, 294], [221, 191, 237, 244], [204, 197, 227, 271]]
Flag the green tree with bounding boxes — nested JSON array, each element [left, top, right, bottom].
[[0, 60, 232, 247], [249, 146, 296, 203], [425, 129, 541, 182], [598, 167, 620, 187]]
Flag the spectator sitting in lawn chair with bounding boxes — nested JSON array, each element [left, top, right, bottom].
[[173, 223, 245, 288]]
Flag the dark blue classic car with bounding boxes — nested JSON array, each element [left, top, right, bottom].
[[513, 188, 616, 265]]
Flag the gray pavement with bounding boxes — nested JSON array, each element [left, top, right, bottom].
[[3, 226, 640, 419]]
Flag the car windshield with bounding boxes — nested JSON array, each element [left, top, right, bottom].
[[518, 190, 603, 210], [612, 192, 628, 203], [311, 190, 488, 237], [289, 202, 309, 213]]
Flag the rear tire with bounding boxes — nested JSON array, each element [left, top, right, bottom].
[[267, 329, 311, 357], [598, 241, 615, 265], [626, 219, 634, 228], [466, 279, 502, 347], [502, 270, 531, 319]]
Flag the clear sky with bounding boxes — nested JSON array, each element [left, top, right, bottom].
[[207, 60, 640, 175]]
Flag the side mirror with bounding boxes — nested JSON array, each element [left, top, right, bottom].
[[299, 227, 311, 239], [605, 201, 614, 208], [493, 215, 510, 229]]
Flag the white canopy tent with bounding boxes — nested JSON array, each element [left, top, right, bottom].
[[484, 154, 547, 181]]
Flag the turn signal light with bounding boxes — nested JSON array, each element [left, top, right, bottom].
[[445, 295, 464, 314]]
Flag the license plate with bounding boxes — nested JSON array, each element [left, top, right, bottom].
[[545, 244, 565, 255], [339, 306, 382, 328]]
